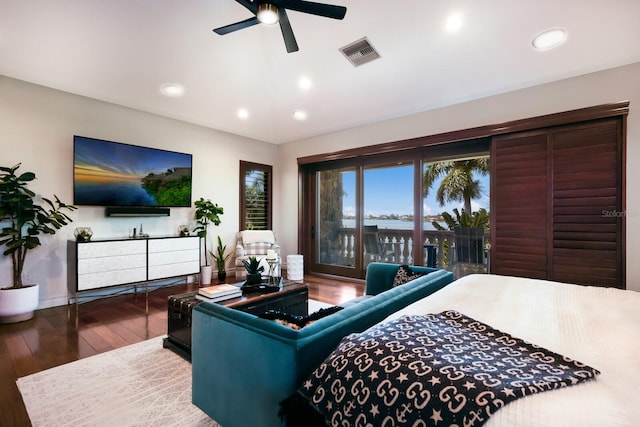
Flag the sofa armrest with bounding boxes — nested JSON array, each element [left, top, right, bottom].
[[192, 304, 300, 427]]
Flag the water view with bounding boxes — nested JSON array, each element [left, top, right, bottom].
[[342, 219, 443, 231]]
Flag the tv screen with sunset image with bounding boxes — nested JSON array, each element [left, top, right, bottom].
[[73, 136, 193, 207]]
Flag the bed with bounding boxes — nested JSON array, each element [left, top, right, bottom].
[[282, 274, 640, 426]]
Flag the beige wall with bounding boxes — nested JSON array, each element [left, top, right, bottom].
[[0, 76, 277, 308], [276, 61, 640, 292]]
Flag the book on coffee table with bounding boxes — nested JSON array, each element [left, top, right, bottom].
[[198, 284, 242, 299], [195, 292, 242, 303]]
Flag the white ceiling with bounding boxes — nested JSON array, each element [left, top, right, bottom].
[[1, 0, 640, 144]]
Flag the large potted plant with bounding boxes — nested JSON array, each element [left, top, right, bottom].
[[193, 197, 223, 285], [210, 235, 232, 282], [0, 163, 76, 323]]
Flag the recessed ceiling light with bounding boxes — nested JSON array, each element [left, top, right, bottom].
[[298, 76, 312, 91], [444, 13, 463, 32], [532, 28, 567, 50], [160, 83, 185, 97], [292, 110, 308, 121], [237, 108, 249, 119]]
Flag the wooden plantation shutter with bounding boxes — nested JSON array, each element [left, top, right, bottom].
[[491, 118, 624, 289], [492, 131, 549, 280], [240, 161, 272, 230], [551, 119, 623, 287]]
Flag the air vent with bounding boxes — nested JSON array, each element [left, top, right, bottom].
[[339, 37, 381, 67]]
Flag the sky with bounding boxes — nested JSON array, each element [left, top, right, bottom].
[[341, 164, 490, 218]]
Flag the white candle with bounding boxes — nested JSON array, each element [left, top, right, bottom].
[[266, 249, 276, 260]]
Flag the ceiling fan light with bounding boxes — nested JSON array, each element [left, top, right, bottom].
[[257, 3, 279, 25]]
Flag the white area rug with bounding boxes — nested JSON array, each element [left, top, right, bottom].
[[17, 300, 332, 427], [17, 336, 219, 427]]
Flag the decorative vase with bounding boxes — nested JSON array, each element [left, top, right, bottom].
[[0, 283, 39, 323], [200, 266, 213, 286], [218, 271, 227, 282], [286, 254, 304, 281], [74, 227, 93, 242]]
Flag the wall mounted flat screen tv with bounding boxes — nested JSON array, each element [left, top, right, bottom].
[[73, 136, 193, 207]]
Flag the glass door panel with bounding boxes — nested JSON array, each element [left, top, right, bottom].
[[315, 167, 356, 270], [363, 163, 415, 268], [422, 155, 491, 273]]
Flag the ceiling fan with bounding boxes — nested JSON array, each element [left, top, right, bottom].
[[213, 0, 347, 53]]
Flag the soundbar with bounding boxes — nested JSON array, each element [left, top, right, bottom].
[[105, 207, 171, 217]]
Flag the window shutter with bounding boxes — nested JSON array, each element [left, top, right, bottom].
[[492, 131, 549, 280], [240, 161, 272, 230], [551, 119, 622, 287], [491, 118, 624, 289]]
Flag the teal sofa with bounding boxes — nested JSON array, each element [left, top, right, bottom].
[[191, 263, 454, 427]]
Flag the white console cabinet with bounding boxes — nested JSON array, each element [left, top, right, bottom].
[[68, 236, 200, 310]]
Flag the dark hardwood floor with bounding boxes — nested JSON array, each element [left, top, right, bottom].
[[0, 274, 363, 427]]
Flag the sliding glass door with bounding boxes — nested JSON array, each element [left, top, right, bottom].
[[309, 161, 416, 278]]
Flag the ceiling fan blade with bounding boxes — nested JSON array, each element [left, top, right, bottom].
[[280, 0, 346, 20], [234, 0, 258, 14], [213, 16, 260, 35], [278, 8, 299, 53]]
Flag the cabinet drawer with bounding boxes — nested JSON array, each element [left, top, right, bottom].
[[148, 237, 199, 253], [77, 253, 147, 275], [148, 249, 199, 267], [78, 268, 147, 291], [148, 261, 200, 280], [78, 240, 146, 259]]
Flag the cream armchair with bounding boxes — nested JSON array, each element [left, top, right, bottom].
[[234, 230, 281, 280]]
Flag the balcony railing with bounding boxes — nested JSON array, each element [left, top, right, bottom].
[[334, 227, 489, 274]]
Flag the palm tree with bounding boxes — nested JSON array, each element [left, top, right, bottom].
[[423, 158, 490, 214]]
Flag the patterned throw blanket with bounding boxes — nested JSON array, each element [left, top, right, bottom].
[[280, 311, 600, 427]]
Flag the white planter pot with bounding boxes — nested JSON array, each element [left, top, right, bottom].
[[200, 266, 213, 285], [0, 283, 39, 323]]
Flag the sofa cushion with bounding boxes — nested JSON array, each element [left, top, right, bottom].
[[241, 230, 275, 244], [392, 264, 428, 287], [242, 243, 276, 257]]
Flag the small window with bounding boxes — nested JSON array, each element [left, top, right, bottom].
[[240, 161, 272, 230]]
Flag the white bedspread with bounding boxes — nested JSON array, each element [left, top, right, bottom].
[[384, 274, 640, 427]]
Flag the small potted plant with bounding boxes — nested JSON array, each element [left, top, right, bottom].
[[0, 163, 76, 323], [210, 235, 232, 282], [74, 227, 93, 242], [192, 197, 224, 285], [242, 256, 264, 287]]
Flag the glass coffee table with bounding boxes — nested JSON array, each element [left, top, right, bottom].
[[163, 280, 308, 360]]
